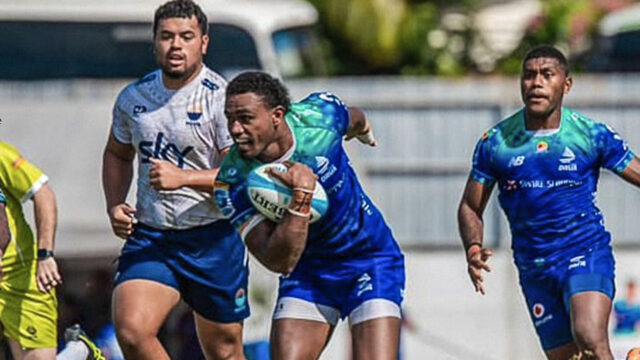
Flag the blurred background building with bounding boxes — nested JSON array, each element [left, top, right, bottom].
[[2, 0, 640, 359]]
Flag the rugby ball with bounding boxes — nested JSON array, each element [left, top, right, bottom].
[[247, 163, 328, 223], [627, 348, 640, 360]]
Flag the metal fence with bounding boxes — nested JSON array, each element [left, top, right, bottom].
[[1, 76, 640, 254]]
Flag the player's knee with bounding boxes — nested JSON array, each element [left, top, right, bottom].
[[201, 333, 243, 360], [114, 320, 156, 352], [572, 323, 609, 355]]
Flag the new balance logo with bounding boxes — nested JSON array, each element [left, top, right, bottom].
[[508, 155, 525, 167]]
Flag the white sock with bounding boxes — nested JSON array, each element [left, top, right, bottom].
[[56, 340, 89, 360]]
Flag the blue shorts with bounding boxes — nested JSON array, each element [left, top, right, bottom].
[[276, 250, 405, 321], [518, 245, 615, 350], [115, 221, 250, 323]]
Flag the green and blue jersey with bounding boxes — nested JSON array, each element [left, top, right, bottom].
[[215, 92, 399, 258], [472, 107, 634, 269]]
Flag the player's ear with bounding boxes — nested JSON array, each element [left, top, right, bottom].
[[564, 74, 573, 95], [271, 105, 286, 126]]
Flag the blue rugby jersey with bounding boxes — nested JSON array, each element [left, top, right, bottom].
[[215, 92, 400, 258], [471, 107, 634, 269]]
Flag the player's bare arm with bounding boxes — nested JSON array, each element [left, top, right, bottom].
[[619, 156, 640, 187], [102, 131, 137, 239], [458, 177, 494, 295], [149, 147, 230, 192], [345, 107, 377, 146], [245, 161, 316, 274], [32, 183, 62, 293]]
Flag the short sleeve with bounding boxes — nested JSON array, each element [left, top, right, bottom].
[[595, 123, 635, 174], [470, 131, 497, 186], [213, 176, 263, 241], [0, 142, 48, 203], [111, 98, 132, 144]]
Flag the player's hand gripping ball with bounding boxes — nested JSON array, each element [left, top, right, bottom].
[[247, 163, 328, 223], [627, 347, 640, 360]]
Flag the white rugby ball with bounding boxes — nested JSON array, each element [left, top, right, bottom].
[[247, 163, 328, 223]]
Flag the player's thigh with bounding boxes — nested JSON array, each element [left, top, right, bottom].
[[271, 318, 333, 360], [569, 291, 612, 340], [112, 279, 180, 336], [6, 340, 55, 360], [351, 316, 400, 360], [193, 312, 244, 360]]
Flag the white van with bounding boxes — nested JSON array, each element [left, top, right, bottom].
[[0, 0, 325, 79]]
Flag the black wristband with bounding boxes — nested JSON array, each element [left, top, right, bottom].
[[37, 249, 54, 260]]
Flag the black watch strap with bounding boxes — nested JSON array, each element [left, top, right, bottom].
[[37, 249, 54, 260]]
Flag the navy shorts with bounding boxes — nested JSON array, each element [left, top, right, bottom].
[[518, 245, 615, 350], [115, 221, 250, 323], [276, 250, 405, 321]]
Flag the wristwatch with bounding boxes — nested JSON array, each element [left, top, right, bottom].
[[37, 249, 54, 260]]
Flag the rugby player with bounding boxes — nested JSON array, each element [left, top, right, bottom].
[[214, 71, 405, 360], [458, 45, 640, 360], [102, 1, 248, 359]]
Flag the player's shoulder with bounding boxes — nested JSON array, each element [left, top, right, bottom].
[[0, 141, 20, 158], [216, 147, 253, 185], [115, 69, 160, 104], [289, 92, 347, 127], [200, 66, 227, 91]]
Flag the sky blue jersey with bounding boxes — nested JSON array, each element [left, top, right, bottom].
[[471, 107, 634, 269], [215, 92, 399, 258]]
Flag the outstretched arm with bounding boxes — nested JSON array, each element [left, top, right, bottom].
[[244, 161, 316, 274], [345, 107, 377, 146], [458, 177, 494, 295], [619, 156, 640, 187]]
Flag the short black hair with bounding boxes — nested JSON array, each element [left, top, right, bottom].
[[153, 0, 208, 37], [227, 72, 291, 111], [523, 45, 569, 75]]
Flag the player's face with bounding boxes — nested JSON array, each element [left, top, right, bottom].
[[154, 16, 209, 83], [226, 93, 285, 160], [520, 57, 572, 119]]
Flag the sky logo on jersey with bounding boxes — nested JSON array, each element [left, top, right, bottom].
[[558, 147, 577, 171], [138, 132, 193, 168], [536, 141, 549, 153]]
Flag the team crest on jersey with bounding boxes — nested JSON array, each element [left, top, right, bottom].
[[536, 141, 549, 152], [186, 107, 203, 124], [213, 181, 236, 218]]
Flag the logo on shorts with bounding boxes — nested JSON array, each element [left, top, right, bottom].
[[357, 273, 373, 297], [26, 326, 38, 339], [568, 255, 586, 270], [234, 288, 247, 313], [532, 303, 545, 319]]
